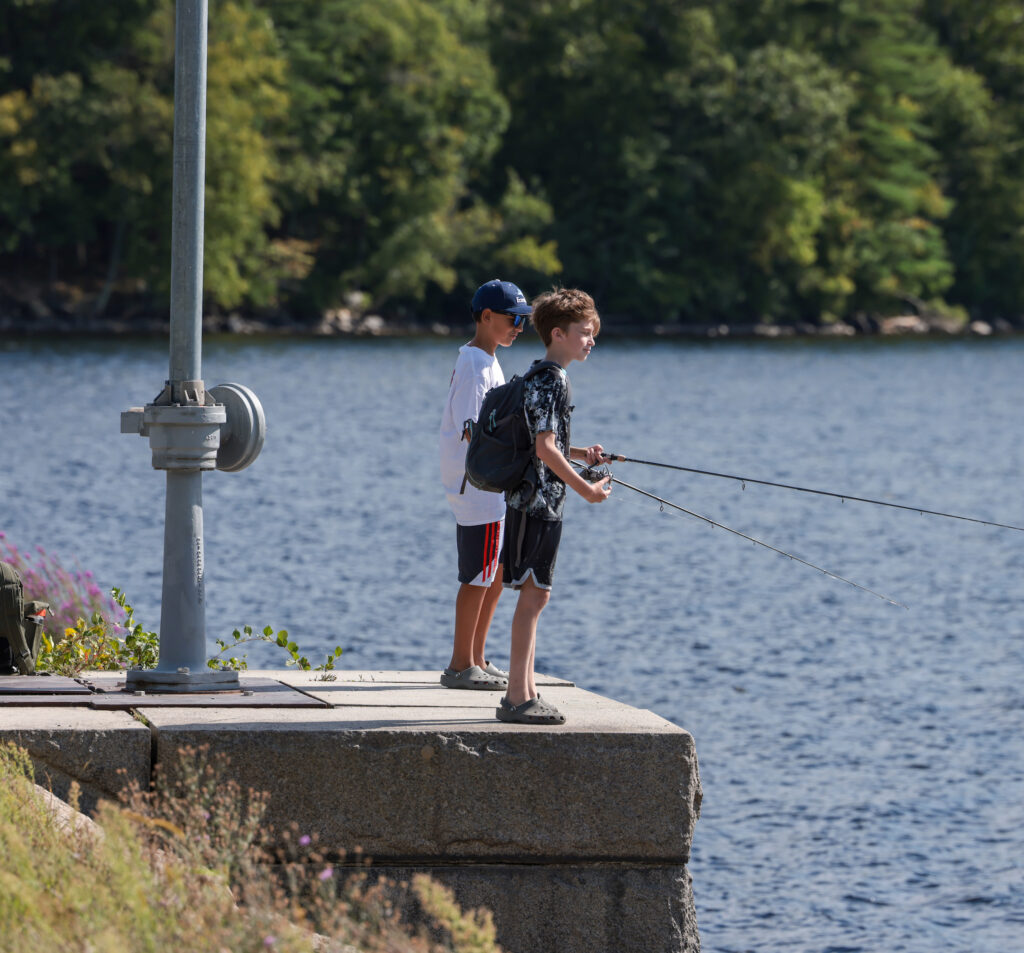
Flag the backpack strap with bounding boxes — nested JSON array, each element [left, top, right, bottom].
[[460, 419, 474, 494], [21, 602, 48, 674], [523, 360, 563, 381]]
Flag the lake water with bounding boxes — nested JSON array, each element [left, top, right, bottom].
[[2, 333, 1023, 952]]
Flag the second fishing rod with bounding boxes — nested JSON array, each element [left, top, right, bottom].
[[598, 453, 1024, 533], [575, 462, 908, 608]]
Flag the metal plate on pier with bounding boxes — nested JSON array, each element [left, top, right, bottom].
[[80, 676, 328, 709], [0, 675, 92, 695], [0, 695, 99, 706]]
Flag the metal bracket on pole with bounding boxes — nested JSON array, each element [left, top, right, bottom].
[[121, 385, 264, 692], [121, 383, 265, 473]]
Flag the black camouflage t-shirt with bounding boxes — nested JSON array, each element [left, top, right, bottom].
[[506, 361, 572, 521]]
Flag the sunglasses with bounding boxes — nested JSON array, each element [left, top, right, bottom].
[[501, 311, 530, 329]]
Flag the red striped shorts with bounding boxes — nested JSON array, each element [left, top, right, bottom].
[[456, 519, 504, 586]]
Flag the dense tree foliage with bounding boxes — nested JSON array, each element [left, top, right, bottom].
[[2, 0, 1024, 326], [255, 0, 557, 310]]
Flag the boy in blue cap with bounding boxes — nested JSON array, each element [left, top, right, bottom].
[[439, 279, 531, 689]]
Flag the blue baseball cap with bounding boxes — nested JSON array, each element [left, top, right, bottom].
[[471, 279, 532, 316]]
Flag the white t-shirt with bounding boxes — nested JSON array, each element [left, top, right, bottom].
[[440, 344, 506, 525]]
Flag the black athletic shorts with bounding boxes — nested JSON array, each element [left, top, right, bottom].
[[503, 506, 562, 590], [456, 520, 504, 586]]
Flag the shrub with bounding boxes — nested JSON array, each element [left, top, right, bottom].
[[0, 742, 503, 953], [0, 532, 125, 641], [0, 742, 309, 953], [36, 588, 159, 676], [1, 534, 336, 678]]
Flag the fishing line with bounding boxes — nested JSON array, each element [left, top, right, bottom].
[[602, 453, 1024, 533], [577, 464, 907, 609]]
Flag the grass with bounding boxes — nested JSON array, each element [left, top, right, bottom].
[[0, 743, 502, 953]]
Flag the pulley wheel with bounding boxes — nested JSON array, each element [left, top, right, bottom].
[[209, 383, 266, 472]]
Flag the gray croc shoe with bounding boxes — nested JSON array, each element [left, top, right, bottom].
[[440, 665, 507, 691], [495, 696, 567, 725], [482, 660, 508, 679]]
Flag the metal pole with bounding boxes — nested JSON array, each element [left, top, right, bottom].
[[155, 0, 210, 676], [158, 471, 207, 670], [169, 0, 207, 391], [122, 0, 263, 692], [124, 0, 235, 691]]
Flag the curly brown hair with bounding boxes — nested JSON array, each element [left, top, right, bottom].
[[530, 288, 601, 346]]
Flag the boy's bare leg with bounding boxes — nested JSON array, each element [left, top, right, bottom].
[[506, 577, 549, 706], [471, 568, 504, 669], [449, 583, 489, 672]]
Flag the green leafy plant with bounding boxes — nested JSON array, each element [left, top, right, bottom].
[[36, 589, 158, 676], [208, 625, 342, 680], [110, 588, 160, 670]]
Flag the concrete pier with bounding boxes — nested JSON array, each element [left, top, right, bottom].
[[0, 670, 701, 953]]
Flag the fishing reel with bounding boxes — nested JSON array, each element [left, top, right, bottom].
[[579, 462, 613, 484]]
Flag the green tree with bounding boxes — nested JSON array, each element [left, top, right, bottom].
[[703, 42, 853, 322], [0, 0, 155, 89], [715, 0, 957, 320], [489, 0, 854, 323], [257, 0, 558, 314], [0, 0, 289, 312], [922, 0, 1024, 321], [0, 0, 163, 268]]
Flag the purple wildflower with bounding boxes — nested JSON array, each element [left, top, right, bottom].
[[0, 535, 127, 638]]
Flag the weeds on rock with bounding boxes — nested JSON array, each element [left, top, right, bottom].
[[119, 745, 268, 882], [0, 741, 503, 953], [37, 588, 159, 676], [0, 742, 293, 952], [209, 624, 343, 679]]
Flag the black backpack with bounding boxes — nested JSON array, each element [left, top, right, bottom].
[[0, 561, 48, 676], [463, 360, 565, 494]]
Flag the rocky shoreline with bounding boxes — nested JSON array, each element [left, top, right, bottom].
[[0, 280, 1018, 340]]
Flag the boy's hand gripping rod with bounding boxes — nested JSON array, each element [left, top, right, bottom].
[[600, 453, 1024, 533]]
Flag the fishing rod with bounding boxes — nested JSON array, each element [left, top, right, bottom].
[[601, 453, 1024, 533], [578, 464, 908, 609]]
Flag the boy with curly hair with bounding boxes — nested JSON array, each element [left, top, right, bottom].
[[497, 288, 610, 725]]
